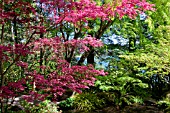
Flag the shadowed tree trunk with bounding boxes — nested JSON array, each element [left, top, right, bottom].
[[87, 47, 95, 65], [78, 20, 113, 65]]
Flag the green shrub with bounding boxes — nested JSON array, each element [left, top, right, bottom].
[[73, 92, 105, 112], [157, 93, 170, 112], [58, 97, 74, 111], [95, 69, 148, 107], [19, 100, 62, 113]]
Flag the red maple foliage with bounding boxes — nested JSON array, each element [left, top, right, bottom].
[[0, 0, 154, 104]]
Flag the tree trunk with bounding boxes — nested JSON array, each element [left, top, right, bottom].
[[87, 48, 95, 65]]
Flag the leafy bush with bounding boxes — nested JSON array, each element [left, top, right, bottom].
[[73, 92, 105, 112], [58, 97, 75, 111], [19, 100, 62, 113], [157, 93, 170, 112], [96, 74, 148, 105], [94, 57, 150, 107]]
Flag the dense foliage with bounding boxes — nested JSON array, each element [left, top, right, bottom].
[[2, 0, 169, 113]]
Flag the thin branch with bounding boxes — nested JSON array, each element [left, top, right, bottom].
[[96, 20, 113, 39], [66, 27, 81, 63], [77, 51, 89, 65], [60, 26, 66, 41], [0, 24, 4, 43], [0, 24, 4, 87]]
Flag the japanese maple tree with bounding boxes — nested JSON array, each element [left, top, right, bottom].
[[0, 0, 154, 112]]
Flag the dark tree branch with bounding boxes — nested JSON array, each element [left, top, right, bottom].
[[0, 4, 5, 112], [66, 27, 81, 63], [60, 26, 66, 41], [77, 51, 90, 65], [78, 20, 114, 65], [0, 24, 4, 43], [0, 24, 4, 87], [96, 20, 113, 39], [13, 16, 18, 43], [39, 33, 44, 72]]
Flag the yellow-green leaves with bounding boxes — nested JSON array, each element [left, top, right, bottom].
[[145, 17, 154, 32]]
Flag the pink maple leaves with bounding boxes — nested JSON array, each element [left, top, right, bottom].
[[0, 62, 106, 102], [0, 35, 106, 102], [0, 44, 32, 62], [41, 0, 155, 25], [0, 81, 25, 98], [0, 45, 12, 61], [116, 0, 155, 19], [64, 0, 109, 23], [0, 1, 36, 24], [65, 35, 103, 52], [16, 61, 28, 68]]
